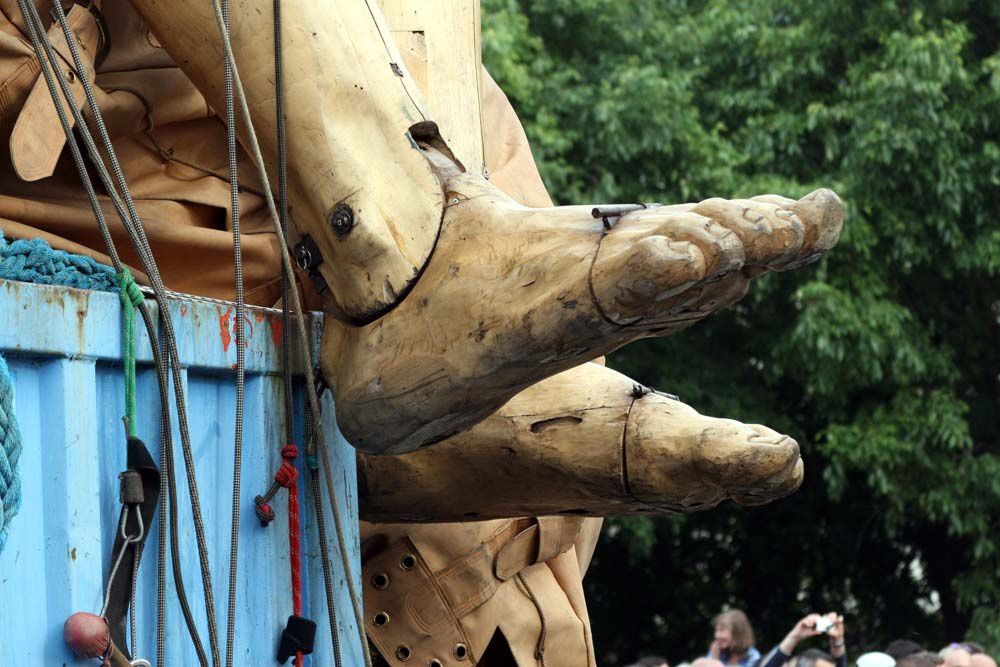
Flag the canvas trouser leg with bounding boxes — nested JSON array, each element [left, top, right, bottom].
[[360, 517, 597, 667]]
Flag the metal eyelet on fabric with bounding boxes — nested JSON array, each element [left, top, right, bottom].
[[454, 643, 468, 660], [395, 645, 412, 661], [372, 572, 389, 590], [399, 553, 416, 570], [373, 611, 390, 627], [428, 659, 443, 667]]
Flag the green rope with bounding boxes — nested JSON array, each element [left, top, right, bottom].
[[117, 269, 144, 438]]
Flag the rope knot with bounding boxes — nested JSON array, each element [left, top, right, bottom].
[[115, 269, 144, 307], [281, 444, 298, 461], [275, 462, 297, 488], [253, 495, 275, 527]]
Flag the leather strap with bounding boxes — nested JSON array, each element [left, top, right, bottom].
[[104, 436, 159, 659], [10, 4, 100, 182], [494, 516, 584, 582], [432, 519, 522, 618]]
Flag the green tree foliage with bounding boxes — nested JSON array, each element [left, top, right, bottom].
[[482, 0, 1000, 663]]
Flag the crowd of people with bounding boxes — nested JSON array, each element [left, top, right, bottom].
[[625, 609, 997, 667]]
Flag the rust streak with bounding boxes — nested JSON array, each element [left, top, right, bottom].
[[219, 307, 232, 352]]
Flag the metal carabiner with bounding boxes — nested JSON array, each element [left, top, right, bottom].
[[100, 505, 145, 617]]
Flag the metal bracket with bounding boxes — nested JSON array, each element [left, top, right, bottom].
[[292, 235, 328, 294]]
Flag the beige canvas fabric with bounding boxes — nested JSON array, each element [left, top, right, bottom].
[[0, 0, 283, 303], [0, 2, 601, 664], [361, 517, 600, 667]]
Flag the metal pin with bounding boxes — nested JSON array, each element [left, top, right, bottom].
[[591, 203, 661, 230]]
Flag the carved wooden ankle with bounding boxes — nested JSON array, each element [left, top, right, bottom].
[[357, 362, 803, 522]]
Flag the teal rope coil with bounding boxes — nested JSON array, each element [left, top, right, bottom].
[[0, 353, 21, 553], [0, 230, 118, 553], [0, 229, 116, 291]]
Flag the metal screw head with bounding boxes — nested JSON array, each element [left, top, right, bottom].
[[329, 203, 355, 237]]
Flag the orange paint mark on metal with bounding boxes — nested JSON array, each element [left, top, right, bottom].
[[270, 317, 282, 347], [254, 311, 266, 322], [180, 304, 187, 317], [220, 307, 232, 352]]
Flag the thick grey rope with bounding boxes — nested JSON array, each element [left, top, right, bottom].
[[206, 3, 372, 663], [272, 6, 344, 663], [13, 4, 201, 663], [149, 311, 212, 666], [46, 5, 222, 664], [306, 402, 344, 665], [274, 0, 295, 460], [221, 0, 247, 664], [21, 2, 217, 663], [18, 4, 208, 663]]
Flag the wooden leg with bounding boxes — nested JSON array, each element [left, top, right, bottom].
[[357, 362, 803, 521], [130, 0, 842, 453], [326, 167, 842, 453], [129, 0, 446, 321]]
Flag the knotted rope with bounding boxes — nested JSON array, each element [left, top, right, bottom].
[[0, 230, 118, 554], [274, 443, 304, 665]]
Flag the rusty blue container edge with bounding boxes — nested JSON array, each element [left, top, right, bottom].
[[0, 279, 364, 665]]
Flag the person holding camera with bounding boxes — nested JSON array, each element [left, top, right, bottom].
[[759, 612, 847, 667]]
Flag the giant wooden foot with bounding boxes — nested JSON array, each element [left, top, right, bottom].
[[326, 159, 842, 453], [357, 362, 803, 522], [131, 0, 843, 453]]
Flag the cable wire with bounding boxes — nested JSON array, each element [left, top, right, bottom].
[[45, 4, 222, 663], [271, 3, 307, 665], [221, 0, 247, 663], [19, 2, 220, 663], [306, 402, 344, 666], [206, 3, 372, 662]]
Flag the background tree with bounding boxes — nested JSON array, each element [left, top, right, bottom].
[[482, 1, 1000, 664]]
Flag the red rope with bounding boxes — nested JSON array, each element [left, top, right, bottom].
[[275, 443, 303, 666]]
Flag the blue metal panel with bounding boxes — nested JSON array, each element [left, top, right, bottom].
[[0, 279, 364, 666]]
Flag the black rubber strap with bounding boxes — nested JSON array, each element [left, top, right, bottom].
[[106, 436, 160, 658]]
